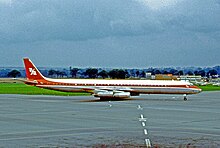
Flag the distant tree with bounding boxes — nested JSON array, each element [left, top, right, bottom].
[[213, 66, 220, 75], [98, 70, 108, 79], [169, 69, 178, 75], [70, 68, 79, 78], [147, 69, 155, 75], [60, 71, 67, 77], [177, 70, 184, 76], [55, 70, 62, 78], [194, 70, 199, 75], [81, 71, 87, 78], [124, 70, 130, 78], [108, 69, 118, 79], [140, 71, 146, 78], [48, 70, 66, 78], [154, 69, 161, 74], [48, 69, 56, 77], [130, 70, 135, 77], [198, 70, 206, 77], [136, 70, 140, 77], [162, 70, 169, 74], [118, 69, 126, 79], [85, 68, 98, 78], [187, 71, 193, 75], [7, 70, 21, 78], [207, 69, 218, 77], [108, 69, 126, 79]]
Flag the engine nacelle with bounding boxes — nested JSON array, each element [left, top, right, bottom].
[[94, 90, 130, 98], [113, 92, 130, 98], [94, 90, 114, 97]]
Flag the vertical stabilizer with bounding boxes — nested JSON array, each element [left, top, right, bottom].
[[23, 58, 45, 80]]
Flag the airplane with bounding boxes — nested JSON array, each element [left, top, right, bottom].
[[23, 58, 202, 101]]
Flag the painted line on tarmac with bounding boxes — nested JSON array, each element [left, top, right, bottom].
[[145, 139, 151, 147], [108, 101, 112, 107], [144, 129, 148, 135], [139, 114, 147, 122], [137, 104, 152, 147], [137, 105, 143, 110]]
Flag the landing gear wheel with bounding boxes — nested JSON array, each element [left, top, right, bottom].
[[183, 94, 187, 101]]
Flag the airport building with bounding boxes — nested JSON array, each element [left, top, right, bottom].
[[146, 73, 178, 80], [155, 74, 177, 80], [179, 75, 202, 82]]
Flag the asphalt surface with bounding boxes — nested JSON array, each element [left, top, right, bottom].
[[0, 92, 220, 147]]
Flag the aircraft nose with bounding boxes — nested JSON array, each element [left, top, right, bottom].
[[190, 85, 202, 93], [195, 86, 202, 93], [197, 88, 202, 93]]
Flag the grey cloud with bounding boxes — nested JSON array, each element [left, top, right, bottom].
[[0, 0, 219, 68], [158, 0, 220, 34], [0, 0, 165, 43], [0, 0, 219, 43]]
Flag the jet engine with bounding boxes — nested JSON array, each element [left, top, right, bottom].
[[94, 89, 130, 98]]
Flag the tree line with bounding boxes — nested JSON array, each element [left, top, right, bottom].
[[3, 67, 220, 79]]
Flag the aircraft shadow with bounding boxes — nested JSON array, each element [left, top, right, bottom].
[[80, 97, 144, 102]]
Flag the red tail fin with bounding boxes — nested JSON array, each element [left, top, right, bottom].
[[23, 58, 45, 80]]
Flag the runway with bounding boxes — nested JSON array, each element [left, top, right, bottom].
[[0, 92, 220, 147]]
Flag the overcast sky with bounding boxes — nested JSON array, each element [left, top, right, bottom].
[[0, 0, 219, 68]]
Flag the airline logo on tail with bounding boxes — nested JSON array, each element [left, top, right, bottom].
[[23, 58, 45, 80], [29, 68, 37, 76]]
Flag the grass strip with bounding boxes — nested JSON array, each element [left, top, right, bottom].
[[0, 83, 89, 96], [197, 84, 220, 91]]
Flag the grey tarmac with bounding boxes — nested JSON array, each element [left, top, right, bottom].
[[0, 92, 220, 147]]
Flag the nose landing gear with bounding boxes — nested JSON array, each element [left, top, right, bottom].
[[183, 94, 187, 101]]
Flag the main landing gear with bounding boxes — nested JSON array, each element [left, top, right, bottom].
[[183, 94, 187, 101]]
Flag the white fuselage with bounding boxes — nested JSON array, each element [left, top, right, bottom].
[[23, 58, 202, 100], [35, 77, 201, 96]]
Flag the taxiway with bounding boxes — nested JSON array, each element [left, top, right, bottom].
[[0, 92, 220, 147]]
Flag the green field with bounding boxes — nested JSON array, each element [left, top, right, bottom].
[[0, 83, 89, 96], [197, 84, 220, 91]]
